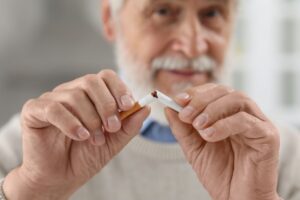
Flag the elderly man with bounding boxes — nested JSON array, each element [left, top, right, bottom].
[[0, 0, 300, 199]]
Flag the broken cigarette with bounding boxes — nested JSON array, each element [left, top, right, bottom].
[[119, 90, 183, 120], [154, 91, 183, 112], [119, 93, 155, 120]]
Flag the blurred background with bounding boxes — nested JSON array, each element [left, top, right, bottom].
[[0, 0, 299, 129]]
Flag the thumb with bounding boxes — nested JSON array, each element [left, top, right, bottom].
[[103, 106, 151, 159], [117, 106, 151, 140], [165, 108, 192, 139], [165, 108, 205, 157]]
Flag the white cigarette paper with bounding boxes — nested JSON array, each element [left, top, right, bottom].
[[138, 93, 156, 107], [119, 90, 182, 120], [154, 91, 183, 112]]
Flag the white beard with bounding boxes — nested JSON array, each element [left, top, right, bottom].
[[115, 40, 171, 125], [114, 35, 230, 126]]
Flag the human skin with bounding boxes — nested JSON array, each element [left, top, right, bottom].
[[113, 0, 231, 97], [3, 0, 280, 199], [4, 71, 151, 199], [165, 83, 280, 200]]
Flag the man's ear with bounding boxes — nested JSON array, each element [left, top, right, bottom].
[[101, 0, 116, 42]]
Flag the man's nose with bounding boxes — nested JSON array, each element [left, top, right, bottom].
[[172, 16, 208, 58]]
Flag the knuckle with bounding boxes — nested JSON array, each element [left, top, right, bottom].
[[203, 104, 215, 118], [232, 91, 248, 99], [185, 83, 213, 94], [239, 97, 255, 112], [68, 89, 86, 101], [231, 92, 254, 111], [21, 99, 44, 125], [103, 100, 118, 112], [204, 83, 218, 89], [195, 83, 217, 92], [99, 69, 116, 79], [266, 132, 280, 147], [53, 83, 67, 92], [218, 85, 234, 93], [237, 112, 253, 130], [45, 101, 61, 116], [23, 98, 35, 108], [83, 74, 96, 80], [83, 74, 97, 85], [260, 123, 280, 145], [253, 123, 280, 158], [22, 99, 36, 113], [243, 100, 256, 112], [39, 92, 52, 99], [81, 74, 98, 90], [191, 95, 209, 109], [88, 118, 102, 130]]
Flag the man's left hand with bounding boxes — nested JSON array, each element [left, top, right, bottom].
[[165, 83, 281, 200]]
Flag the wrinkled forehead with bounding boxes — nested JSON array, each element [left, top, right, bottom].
[[135, 0, 233, 8]]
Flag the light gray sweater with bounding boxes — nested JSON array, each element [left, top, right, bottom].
[[0, 115, 300, 200]]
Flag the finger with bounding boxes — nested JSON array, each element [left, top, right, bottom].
[[99, 70, 135, 111], [165, 108, 192, 139], [53, 74, 122, 133], [198, 112, 272, 143], [110, 106, 151, 145], [22, 99, 91, 141], [54, 71, 135, 112], [165, 108, 205, 162], [178, 85, 233, 124], [40, 90, 106, 146], [192, 91, 268, 131], [174, 83, 217, 105], [80, 74, 121, 133]]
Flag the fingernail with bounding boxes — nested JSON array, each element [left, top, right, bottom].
[[121, 94, 135, 108], [94, 130, 106, 146], [180, 106, 195, 119], [77, 127, 90, 140], [176, 93, 190, 100], [107, 115, 121, 132], [193, 114, 208, 130], [201, 127, 215, 138]]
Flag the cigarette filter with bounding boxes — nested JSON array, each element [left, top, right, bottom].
[[119, 94, 155, 120]]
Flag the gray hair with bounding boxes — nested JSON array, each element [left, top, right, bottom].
[[109, 0, 124, 19], [108, 0, 238, 18]]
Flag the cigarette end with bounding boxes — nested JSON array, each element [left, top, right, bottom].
[[151, 91, 158, 98], [119, 102, 143, 120]]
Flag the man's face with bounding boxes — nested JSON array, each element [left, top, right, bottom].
[[117, 0, 235, 92], [110, 0, 235, 123]]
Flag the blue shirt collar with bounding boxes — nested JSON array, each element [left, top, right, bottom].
[[140, 118, 177, 143]]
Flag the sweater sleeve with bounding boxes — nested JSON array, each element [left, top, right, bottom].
[[0, 114, 23, 178], [277, 124, 300, 200]]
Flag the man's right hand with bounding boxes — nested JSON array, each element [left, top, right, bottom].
[[3, 70, 150, 200]]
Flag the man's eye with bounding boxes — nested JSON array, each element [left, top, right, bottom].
[[203, 9, 221, 18], [200, 7, 225, 30], [155, 6, 172, 16]]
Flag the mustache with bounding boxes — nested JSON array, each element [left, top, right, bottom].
[[151, 55, 217, 73]]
